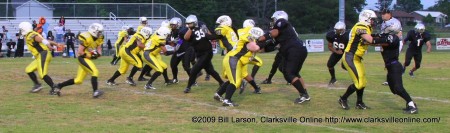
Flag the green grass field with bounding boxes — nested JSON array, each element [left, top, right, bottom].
[[1, 51, 449, 132]]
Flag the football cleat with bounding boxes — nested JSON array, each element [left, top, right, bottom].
[[409, 70, 415, 78], [126, 77, 137, 86], [144, 84, 156, 90], [239, 80, 247, 94], [214, 93, 223, 102], [328, 78, 337, 85], [106, 80, 117, 86], [29, 84, 43, 93], [338, 97, 349, 110], [294, 94, 311, 104], [403, 106, 418, 114], [205, 74, 210, 81], [222, 99, 238, 107], [51, 84, 61, 96], [253, 86, 262, 94], [138, 77, 149, 81], [355, 102, 370, 109], [171, 79, 179, 84], [184, 87, 191, 93], [93, 90, 104, 98], [164, 80, 174, 86], [382, 81, 389, 86], [261, 79, 272, 84]]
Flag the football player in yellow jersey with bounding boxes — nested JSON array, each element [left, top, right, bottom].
[[110, 25, 134, 65], [19, 22, 61, 93], [142, 27, 173, 89], [136, 16, 148, 33], [338, 10, 393, 110], [53, 23, 105, 98], [237, 19, 263, 94], [214, 15, 238, 53], [106, 27, 152, 86], [214, 27, 265, 106]]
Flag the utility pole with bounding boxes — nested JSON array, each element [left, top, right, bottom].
[[339, 0, 345, 22]]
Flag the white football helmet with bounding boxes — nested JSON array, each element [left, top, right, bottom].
[[243, 19, 255, 28], [216, 15, 232, 27], [140, 27, 153, 39], [334, 21, 346, 35], [186, 15, 198, 27], [156, 27, 171, 39], [383, 19, 402, 34], [358, 10, 377, 26], [139, 17, 148, 25], [161, 20, 170, 28], [19, 22, 33, 35], [415, 23, 425, 33], [88, 23, 104, 38], [122, 25, 130, 31], [249, 27, 264, 40], [271, 11, 288, 22], [169, 17, 182, 29]]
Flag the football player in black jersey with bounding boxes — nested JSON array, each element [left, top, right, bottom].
[[326, 21, 349, 85], [375, 20, 418, 114], [403, 23, 432, 77], [258, 11, 310, 104], [183, 15, 224, 93]]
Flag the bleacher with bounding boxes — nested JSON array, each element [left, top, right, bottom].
[[0, 18, 167, 56]]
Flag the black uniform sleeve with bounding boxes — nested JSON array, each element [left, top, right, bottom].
[[404, 30, 414, 42], [423, 32, 432, 42], [325, 31, 334, 43]]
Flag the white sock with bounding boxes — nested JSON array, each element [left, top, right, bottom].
[[408, 101, 416, 108]]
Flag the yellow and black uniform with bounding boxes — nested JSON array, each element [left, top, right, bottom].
[[54, 32, 104, 97], [142, 34, 171, 86], [114, 30, 128, 57], [137, 25, 145, 34], [25, 31, 56, 91], [107, 32, 147, 85], [215, 25, 238, 52], [238, 27, 263, 78], [342, 22, 372, 90]]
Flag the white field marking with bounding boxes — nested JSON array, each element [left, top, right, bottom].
[[116, 88, 363, 133], [305, 83, 450, 103], [365, 90, 450, 103]]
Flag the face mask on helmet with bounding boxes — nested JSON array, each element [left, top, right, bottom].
[[334, 22, 346, 35], [140, 27, 153, 39], [185, 15, 198, 28], [169, 17, 182, 29], [249, 27, 264, 40], [216, 15, 232, 27], [243, 19, 255, 28], [19, 22, 33, 36], [415, 24, 425, 33], [157, 27, 171, 39], [383, 20, 401, 35], [88, 23, 104, 38], [140, 17, 148, 25]]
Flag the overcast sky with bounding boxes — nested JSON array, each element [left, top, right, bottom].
[[364, 0, 439, 10]]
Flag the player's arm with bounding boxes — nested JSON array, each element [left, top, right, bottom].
[[426, 41, 432, 53], [327, 42, 337, 53], [34, 34, 60, 50], [184, 28, 192, 41], [136, 37, 145, 49]]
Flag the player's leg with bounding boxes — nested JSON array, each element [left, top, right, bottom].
[[126, 51, 143, 86], [284, 48, 309, 104], [262, 52, 281, 84], [142, 51, 165, 89], [250, 55, 263, 79], [36, 51, 56, 93], [107, 48, 132, 85], [222, 56, 242, 106], [347, 54, 368, 109], [403, 49, 414, 74], [170, 53, 182, 83], [327, 53, 341, 85], [184, 53, 206, 93], [409, 52, 422, 77], [388, 63, 417, 114], [203, 52, 224, 86], [25, 59, 42, 93]]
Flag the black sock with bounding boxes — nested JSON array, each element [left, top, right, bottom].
[[356, 87, 365, 103], [114, 57, 121, 64], [27, 72, 40, 85], [111, 54, 117, 64], [59, 79, 75, 89], [224, 84, 237, 100], [139, 65, 151, 78], [162, 69, 170, 82], [248, 80, 259, 90], [251, 66, 260, 78], [217, 81, 230, 96], [148, 72, 161, 85], [292, 79, 307, 95], [329, 68, 335, 79], [91, 76, 98, 92], [210, 72, 224, 85], [341, 84, 356, 100], [128, 66, 139, 78], [42, 75, 54, 87], [108, 71, 121, 82]]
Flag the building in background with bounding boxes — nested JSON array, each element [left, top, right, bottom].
[[13, 0, 55, 18]]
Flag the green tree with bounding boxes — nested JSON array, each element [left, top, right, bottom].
[[428, 0, 450, 24], [375, 0, 394, 10], [422, 14, 434, 25], [394, 0, 423, 13]]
